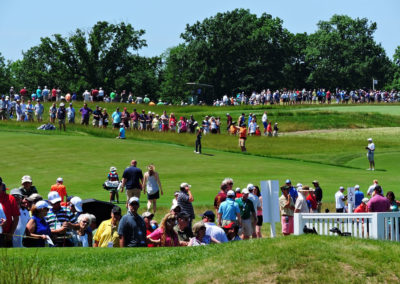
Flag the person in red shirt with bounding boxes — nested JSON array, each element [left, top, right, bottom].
[[91, 88, 99, 101], [0, 177, 20, 247], [214, 178, 233, 216], [20, 87, 28, 97], [50, 177, 67, 204], [51, 88, 57, 101], [306, 189, 318, 213], [354, 198, 369, 213]]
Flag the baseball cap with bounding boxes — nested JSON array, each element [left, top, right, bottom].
[[367, 138, 373, 141], [339, 186, 345, 190], [60, 103, 65, 107], [227, 190, 235, 197], [235, 187, 241, 193], [180, 182, 191, 189], [35, 200, 52, 210], [70, 197, 83, 212], [112, 206, 122, 215], [110, 166, 117, 172], [48, 191, 62, 204], [142, 211, 154, 218], [21, 175, 32, 184], [174, 191, 180, 196], [312, 180, 319, 184], [10, 188, 24, 198], [362, 198, 369, 204], [26, 193, 43, 203], [223, 222, 235, 229], [285, 179, 291, 184], [56, 177, 63, 182], [201, 210, 215, 222], [242, 188, 250, 194], [247, 184, 255, 191], [354, 185, 360, 189], [128, 196, 140, 205]]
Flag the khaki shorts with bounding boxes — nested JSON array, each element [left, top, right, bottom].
[[92, 119, 100, 126], [126, 188, 141, 199], [239, 138, 246, 147], [58, 119, 65, 125], [240, 218, 253, 237]]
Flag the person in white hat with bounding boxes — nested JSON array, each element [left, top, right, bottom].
[[57, 102, 67, 131], [295, 186, 313, 213], [25, 200, 52, 247], [335, 186, 347, 213], [69, 197, 83, 224], [217, 190, 241, 228], [20, 175, 37, 197], [366, 138, 375, 170], [50, 177, 67, 203], [236, 188, 256, 240], [354, 185, 364, 208]]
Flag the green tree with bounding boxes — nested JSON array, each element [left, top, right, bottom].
[[305, 15, 392, 89], [389, 46, 400, 90]]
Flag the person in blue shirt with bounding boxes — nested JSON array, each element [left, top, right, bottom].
[[218, 190, 241, 227], [285, 179, 298, 203], [112, 107, 122, 129], [117, 123, 126, 139], [354, 185, 364, 208]]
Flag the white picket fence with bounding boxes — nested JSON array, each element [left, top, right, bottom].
[[294, 212, 400, 241]]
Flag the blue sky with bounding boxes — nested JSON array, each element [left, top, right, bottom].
[[0, 0, 399, 61]]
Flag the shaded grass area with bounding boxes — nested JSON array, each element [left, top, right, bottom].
[[3, 235, 400, 283]]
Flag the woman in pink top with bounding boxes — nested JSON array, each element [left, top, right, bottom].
[[147, 213, 179, 247], [254, 186, 263, 238]]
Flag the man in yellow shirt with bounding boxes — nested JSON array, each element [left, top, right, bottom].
[[93, 206, 122, 247]]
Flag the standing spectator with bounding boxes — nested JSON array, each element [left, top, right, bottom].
[[285, 179, 298, 204], [83, 90, 91, 102], [279, 185, 295, 236], [160, 110, 169, 131], [177, 183, 195, 228], [25, 200, 52, 247], [49, 103, 57, 123], [42, 86, 49, 102], [112, 107, 122, 129], [235, 188, 256, 240], [34, 100, 44, 122], [142, 164, 163, 214], [36, 86, 42, 101], [56, 87, 62, 101], [253, 185, 263, 238], [0, 178, 20, 247], [237, 123, 247, 152], [51, 87, 57, 101], [94, 206, 121, 247], [354, 185, 364, 208], [57, 103, 67, 131], [226, 113, 233, 132], [142, 211, 155, 247], [147, 213, 179, 247], [335, 186, 347, 213], [26, 100, 35, 122], [295, 186, 311, 213], [201, 210, 227, 243], [173, 212, 193, 246], [218, 190, 241, 227], [262, 111, 268, 135], [118, 197, 147, 247], [102, 108, 109, 128], [120, 160, 143, 202], [214, 178, 234, 216], [107, 166, 119, 203], [79, 103, 93, 125], [169, 113, 177, 132], [92, 106, 102, 127], [121, 107, 130, 128], [20, 175, 38, 197], [50, 177, 67, 203], [130, 109, 139, 130], [98, 87, 105, 101], [367, 186, 390, 212], [306, 187, 318, 213], [366, 138, 375, 171], [91, 88, 99, 101], [312, 180, 323, 212], [266, 122, 272, 136], [273, 123, 279, 137], [20, 86, 28, 98], [69, 196, 83, 224], [10, 189, 30, 247], [66, 103, 75, 124], [367, 180, 381, 197], [247, 184, 261, 238]]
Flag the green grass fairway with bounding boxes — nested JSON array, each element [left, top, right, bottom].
[[3, 236, 400, 283], [299, 105, 400, 115]]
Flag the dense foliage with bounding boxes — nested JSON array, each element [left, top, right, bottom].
[[1, 10, 399, 102]]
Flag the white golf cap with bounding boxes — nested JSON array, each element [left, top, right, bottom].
[[128, 196, 140, 205], [180, 183, 191, 189], [242, 188, 250, 194], [21, 175, 32, 184], [48, 191, 62, 204], [367, 138, 373, 141], [56, 177, 63, 182], [70, 197, 83, 212], [227, 190, 235, 197], [35, 200, 52, 210], [247, 184, 254, 191], [355, 185, 360, 189]]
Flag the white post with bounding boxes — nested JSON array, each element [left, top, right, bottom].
[[294, 213, 302, 235], [372, 78, 375, 91], [270, 222, 276, 238]]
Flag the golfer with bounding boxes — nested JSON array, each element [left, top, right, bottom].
[[366, 138, 375, 171]]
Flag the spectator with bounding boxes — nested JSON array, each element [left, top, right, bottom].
[[177, 183, 195, 229], [214, 178, 233, 216], [107, 166, 119, 203], [295, 186, 311, 213], [118, 197, 147, 247], [188, 221, 210, 246], [66, 103, 75, 124], [253, 185, 263, 238], [354, 185, 364, 208], [386, 191, 400, 212], [79, 103, 93, 125], [335, 186, 347, 213], [0, 178, 20, 247], [93, 206, 122, 247], [117, 123, 126, 139], [120, 160, 143, 202], [172, 191, 179, 207], [366, 138, 375, 171], [237, 123, 247, 152], [20, 175, 38, 197], [368, 186, 390, 212], [247, 184, 261, 238], [92, 106, 102, 127], [142, 164, 163, 214], [367, 180, 381, 197], [34, 100, 44, 122], [312, 180, 323, 213], [218, 190, 241, 227], [223, 222, 242, 241], [273, 122, 279, 136], [25, 201, 52, 247], [10, 189, 30, 247], [201, 210, 227, 243], [147, 213, 179, 247], [261, 111, 268, 135], [235, 188, 256, 240], [49, 103, 57, 123], [354, 198, 369, 213], [74, 214, 93, 247], [102, 108, 109, 128], [69, 196, 83, 224], [306, 187, 318, 213], [279, 185, 295, 236], [112, 107, 122, 129], [142, 211, 155, 247], [173, 212, 193, 246], [285, 179, 298, 204], [50, 177, 67, 203]]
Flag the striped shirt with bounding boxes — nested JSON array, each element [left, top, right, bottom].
[[177, 190, 194, 219], [45, 206, 73, 230]]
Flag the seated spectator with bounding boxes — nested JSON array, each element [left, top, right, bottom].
[[368, 186, 390, 212], [25, 201, 52, 247], [354, 198, 369, 213], [173, 212, 193, 246], [94, 206, 122, 247], [188, 221, 210, 246], [142, 211, 155, 247], [223, 222, 241, 241], [20, 175, 38, 197], [74, 213, 93, 247], [386, 191, 400, 212], [201, 210, 226, 243], [147, 213, 179, 247]]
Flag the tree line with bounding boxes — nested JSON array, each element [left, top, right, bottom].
[[0, 9, 399, 103]]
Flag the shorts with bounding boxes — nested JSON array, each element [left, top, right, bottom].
[[92, 119, 100, 126], [281, 216, 294, 234], [241, 218, 253, 237], [263, 122, 268, 129], [36, 113, 43, 120], [126, 188, 141, 199], [256, 215, 263, 226], [367, 152, 374, 162], [81, 117, 89, 125], [147, 191, 160, 200], [58, 119, 65, 125], [239, 138, 246, 147]]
